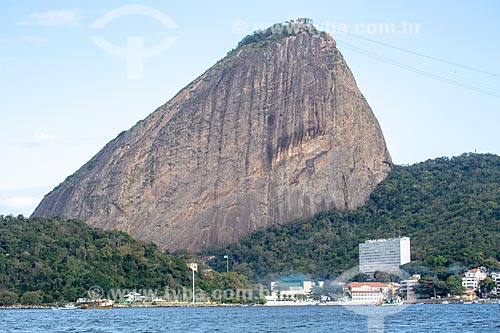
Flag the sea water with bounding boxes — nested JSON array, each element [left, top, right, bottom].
[[0, 304, 499, 332]]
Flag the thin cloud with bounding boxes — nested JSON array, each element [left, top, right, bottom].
[[3, 133, 105, 148], [19, 35, 50, 46], [34, 132, 56, 142], [0, 188, 49, 215], [19, 9, 80, 27], [23, 132, 57, 147], [0, 195, 41, 210]]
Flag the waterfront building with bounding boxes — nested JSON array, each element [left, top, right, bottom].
[[461, 267, 487, 291], [399, 274, 421, 301], [270, 275, 324, 300], [346, 282, 400, 304]]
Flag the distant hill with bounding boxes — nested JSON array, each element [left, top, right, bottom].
[[0, 215, 191, 304], [206, 153, 500, 281]]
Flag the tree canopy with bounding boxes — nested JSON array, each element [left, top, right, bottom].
[[206, 153, 500, 282], [0, 215, 192, 304]]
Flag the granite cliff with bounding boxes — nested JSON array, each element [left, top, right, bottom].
[[33, 20, 392, 251]]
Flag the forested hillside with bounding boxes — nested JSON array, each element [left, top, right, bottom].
[[0, 216, 191, 304], [207, 153, 500, 281]]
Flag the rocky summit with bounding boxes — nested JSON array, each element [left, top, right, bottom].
[[33, 19, 392, 252]]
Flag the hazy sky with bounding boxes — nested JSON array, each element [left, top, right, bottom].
[[1, 0, 499, 215]]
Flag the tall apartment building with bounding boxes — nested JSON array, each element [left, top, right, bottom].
[[359, 237, 411, 275]]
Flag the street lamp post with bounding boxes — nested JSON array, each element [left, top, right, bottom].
[[191, 267, 195, 304], [224, 254, 229, 273]]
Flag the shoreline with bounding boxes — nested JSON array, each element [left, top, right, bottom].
[[0, 305, 50, 310], [0, 303, 247, 310], [1, 299, 498, 310]]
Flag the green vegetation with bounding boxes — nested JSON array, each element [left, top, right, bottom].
[[0, 215, 194, 304], [0, 216, 260, 305], [207, 153, 500, 284], [0, 290, 18, 306], [196, 270, 265, 304], [413, 275, 466, 298], [478, 277, 497, 298]]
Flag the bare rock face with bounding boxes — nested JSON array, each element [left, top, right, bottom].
[[33, 21, 392, 252]]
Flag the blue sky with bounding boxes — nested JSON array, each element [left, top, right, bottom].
[[1, 0, 499, 215]]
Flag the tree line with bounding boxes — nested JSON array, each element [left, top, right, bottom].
[[0, 215, 250, 305]]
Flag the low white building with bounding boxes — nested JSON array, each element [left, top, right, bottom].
[[462, 267, 487, 290], [270, 275, 323, 300], [399, 274, 421, 301], [346, 282, 400, 304]]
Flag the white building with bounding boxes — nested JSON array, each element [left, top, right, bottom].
[[270, 275, 323, 300], [359, 237, 411, 275], [462, 267, 488, 290], [490, 271, 500, 294], [346, 282, 400, 304], [399, 274, 421, 301]]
